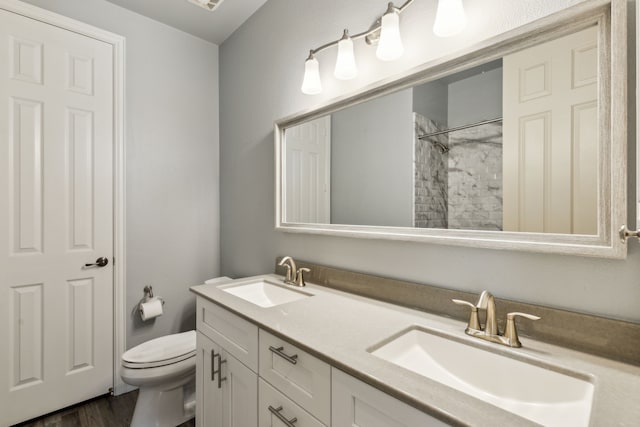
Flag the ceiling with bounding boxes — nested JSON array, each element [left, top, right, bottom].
[[105, 0, 268, 45]]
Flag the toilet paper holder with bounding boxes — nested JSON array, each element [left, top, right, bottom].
[[138, 285, 165, 312]]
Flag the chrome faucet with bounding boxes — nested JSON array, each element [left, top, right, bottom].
[[453, 291, 540, 348], [278, 256, 310, 287]]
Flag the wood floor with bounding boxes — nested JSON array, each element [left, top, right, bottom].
[[13, 390, 196, 427]]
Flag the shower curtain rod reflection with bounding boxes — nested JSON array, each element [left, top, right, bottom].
[[418, 117, 503, 139]]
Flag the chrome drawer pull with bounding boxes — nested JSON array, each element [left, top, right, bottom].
[[268, 405, 298, 427], [212, 351, 227, 388], [269, 346, 298, 365], [210, 350, 215, 381]]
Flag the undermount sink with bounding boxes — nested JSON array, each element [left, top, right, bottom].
[[369, 327, 594, 426], [220, 279, 312, 308]]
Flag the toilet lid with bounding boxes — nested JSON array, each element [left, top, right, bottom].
[[122, 330, 196, 365]]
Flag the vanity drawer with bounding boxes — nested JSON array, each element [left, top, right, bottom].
[[259, 379, 326, 427], [196, 297, 258, 372], [259, 330, 330, 425]]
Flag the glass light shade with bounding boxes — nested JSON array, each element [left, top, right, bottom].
[[433, 0, 467, 37], [376, 9, 404, 61], [334, 37, 358, 80], [301, 56, 322, 95]]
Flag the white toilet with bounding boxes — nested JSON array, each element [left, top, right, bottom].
[[121, 330, 197, 427]]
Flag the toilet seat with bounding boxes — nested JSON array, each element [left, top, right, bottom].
[[122, 351, 195, 369], [122, 330, 196, 369]]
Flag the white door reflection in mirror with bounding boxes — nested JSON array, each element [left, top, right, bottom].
[[503, 26, 598, 234], [284, 116, 331, 223]]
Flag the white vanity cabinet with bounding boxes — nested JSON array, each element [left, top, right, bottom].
[[195, 296, 449, 427], [332, 369, 448, 427]]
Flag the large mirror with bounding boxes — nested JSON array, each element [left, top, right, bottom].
[[275, 0, 627, 258]]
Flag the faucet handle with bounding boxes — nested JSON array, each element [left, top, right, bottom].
[[504, 312, 541, 348], [452, 299, 481, 331], [507, 312, 541, 321], [296, 268, 310, 287]]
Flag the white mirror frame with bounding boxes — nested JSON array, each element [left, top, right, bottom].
[[275, 0, 627, 259]]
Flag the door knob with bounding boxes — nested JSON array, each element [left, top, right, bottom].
[[84, 257, 109, 268]]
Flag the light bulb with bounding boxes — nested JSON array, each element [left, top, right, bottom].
[[301, 53, 322, 95], [334, 30, 358, 80], [433, 0, 467, 37], [376, 4, 404, 61]]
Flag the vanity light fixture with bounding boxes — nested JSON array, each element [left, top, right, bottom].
[[433, 0, 467, 37], [187, 0, 224, 12], [301, 0, 467, 94], [334, 30, 358, 80], [376, 3, 404, 61], [301, 52, 323, 95]]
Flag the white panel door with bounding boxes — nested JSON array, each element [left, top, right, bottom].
[[503, 26, 598, 234], [285, 116, 330, 224], [0, 9, 114, 425]]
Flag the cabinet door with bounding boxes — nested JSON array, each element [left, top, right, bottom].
[[197, 332, 258, 427], [332, 369, 449, 427], [197, 332, 223, 427], [221, 346, 258, 427]]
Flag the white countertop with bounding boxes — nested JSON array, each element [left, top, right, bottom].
[[191, 274, 640, 426]]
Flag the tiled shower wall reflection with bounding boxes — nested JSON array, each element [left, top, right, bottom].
[[448, 122, 503, 230], [414, 113, 503, 230], [414, 113, 448, 228]]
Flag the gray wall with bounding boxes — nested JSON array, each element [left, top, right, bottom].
[[412, 63, 502, 128], [22, 0, 221, 348], [413, 80, 448, 127], [448, 68, 503, 127], [220, 0, 640, 324], [331, 89, 413, 227]]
